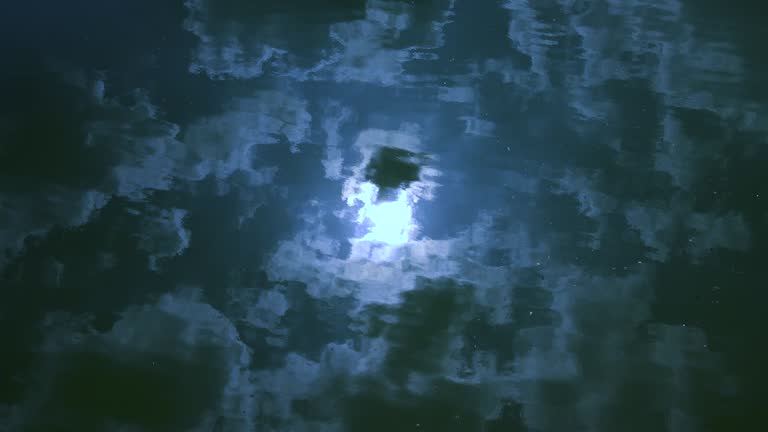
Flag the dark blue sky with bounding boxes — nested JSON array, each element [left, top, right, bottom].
[[1, 1, 766, 431]]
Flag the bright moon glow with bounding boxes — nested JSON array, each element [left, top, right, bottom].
[[353, 182, 414, 245]]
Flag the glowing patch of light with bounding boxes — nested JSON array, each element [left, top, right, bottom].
[[353, 182, 414, 245]]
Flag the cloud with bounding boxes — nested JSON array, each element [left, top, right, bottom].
[[136, 208, 191, 271], [687, 211, 750, 258], [225, 283, 292, 348], [266, 208, 459, 305], [245, 338, 391, 431], [459, 115, 496, 137], [289, 0, 457, 86], [501, 262, 730, 432], [0, 74, 183, 271], [256, 99, 752, 426], [625, 204, 679, 261], [267, 125, 451, 305], [182, 0, 462, 93], [0, 188, 108, 272], [223, 278, 517, 431], [13, 290, 254, 431], [437, 85, 475, 103], [183, 90, 311, 178], [292, 1, 414, 86], [626, 200, 751, 262], [3, 1, 762, 429], [0, 67, 192, 264], [555, 169, 617, 220], [321, 102, 352, 181], [85, 88, 187, 199], [341, 126, 440, 203], [183, 0, 288, 80], [490, 0, 768, 148], [501, 0, 557, 92], [0, 67, 311, 272], [263, 198, 730, 430]]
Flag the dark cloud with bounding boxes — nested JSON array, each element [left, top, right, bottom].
[[3, 291, 252, 431]]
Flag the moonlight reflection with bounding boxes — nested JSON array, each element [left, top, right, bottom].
[[351, 182, 415, 245]]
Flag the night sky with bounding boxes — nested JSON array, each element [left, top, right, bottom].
[[1, 1, 767, 431]]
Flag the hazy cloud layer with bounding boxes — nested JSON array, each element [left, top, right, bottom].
[[2, 0, 766, 430]]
